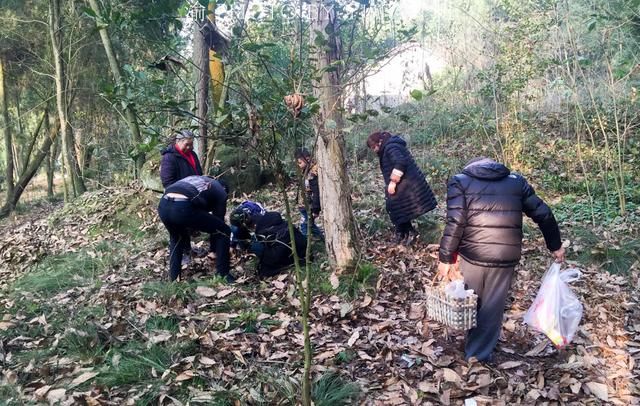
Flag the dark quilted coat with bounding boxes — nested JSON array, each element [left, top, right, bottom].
[[439, 159, 562, 267], [160, 145, 203, 188], [254, 212, 307, 277], [378, 135, 437, 225]]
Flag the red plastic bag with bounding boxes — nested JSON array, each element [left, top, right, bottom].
[[523, 263, 583, 348]]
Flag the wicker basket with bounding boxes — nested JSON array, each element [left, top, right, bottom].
[[425, 280, 478, 331]]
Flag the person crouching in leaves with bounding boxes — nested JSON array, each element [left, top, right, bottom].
[[295, 148, 323, 238], [157, 175, 234, 283], [230, 202, 307, 277], [366, 131, 437, 245], [230, 200, 266, 250], [437, 157, 565, 363], [252, 211, 307, 278]]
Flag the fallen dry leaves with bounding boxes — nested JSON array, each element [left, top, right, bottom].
[[0, 182, 638, 405]]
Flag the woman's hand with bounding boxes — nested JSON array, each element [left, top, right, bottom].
[[387, 181, 397, 195], [436, 261, 463, 281], [552, 246, 565, 263]]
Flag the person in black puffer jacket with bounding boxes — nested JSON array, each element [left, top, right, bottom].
[[367, 131, 437, 245], [252, 211, 307, 278], [437, 157, 565, 362]]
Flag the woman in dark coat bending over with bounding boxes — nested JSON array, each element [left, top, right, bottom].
[[158, 175, 233, 282], [367, 131, 437, 245]]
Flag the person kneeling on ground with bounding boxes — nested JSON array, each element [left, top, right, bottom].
[[250, 211, 307, 278], [230, 200, 266, 250], [157, 175, 234, 283]]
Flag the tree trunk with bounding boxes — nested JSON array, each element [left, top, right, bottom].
[[1, 57, 15, 198], [205, 72, 229, 169], [312, 0, 360, 271], [87, 0, 144, 175], [203, 1, 228, 169], [49, 0, 85, 197], [46, 111, 59, 198], [22, 109, 47, 171], [14, 91, 24, 175], [0, 114, 59, 218], [193, 18, 210, 161]]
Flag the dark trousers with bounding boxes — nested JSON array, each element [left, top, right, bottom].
[[395, 221, 414, 234], [158, 199, 230, 281], [461, 258, 515, 362]]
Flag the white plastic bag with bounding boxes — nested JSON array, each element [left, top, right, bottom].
[[524, 263, 583, 348], [444, 279, 474, 299]]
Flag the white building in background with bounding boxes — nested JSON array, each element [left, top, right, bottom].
[[345, 43, 448, 111]]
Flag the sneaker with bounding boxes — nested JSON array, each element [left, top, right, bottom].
[[181, 254, 192, 266]]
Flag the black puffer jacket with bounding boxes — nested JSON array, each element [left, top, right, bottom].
[[378, 135, 437, 225], [439, 159, 562, 267], [160, 145, 203, 188], [254, 212, 307, 277]]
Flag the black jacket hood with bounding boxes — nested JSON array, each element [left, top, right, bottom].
[[462, 159, 510, 180], [379, 135, 406, 156]]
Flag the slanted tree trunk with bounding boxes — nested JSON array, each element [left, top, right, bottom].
[[49, 0, 85, 197], [0, 113, 59, 218], [87, 0, 144, 176], [312, 0, 360, 271], [1, 57, 15, 198], [22, 110, 47, 172]]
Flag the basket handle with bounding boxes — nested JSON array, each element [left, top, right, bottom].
[[430, 273, 441, 287]]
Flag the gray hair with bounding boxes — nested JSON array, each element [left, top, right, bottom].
[[175, 130, 194, 140]]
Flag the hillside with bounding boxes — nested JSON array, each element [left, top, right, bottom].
[[1, 159, 639, 405]]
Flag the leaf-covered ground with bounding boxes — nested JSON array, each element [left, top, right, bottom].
[[1, 162, 639, 405]]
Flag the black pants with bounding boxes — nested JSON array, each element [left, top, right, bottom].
[[158, 199, 230, 281], [461, 258, 515, 362], [395, 221, 414, 235]]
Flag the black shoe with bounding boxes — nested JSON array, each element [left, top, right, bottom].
[[221, 273, 236, 284]]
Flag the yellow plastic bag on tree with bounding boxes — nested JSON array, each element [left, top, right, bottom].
[[523, 263, 583, 348]]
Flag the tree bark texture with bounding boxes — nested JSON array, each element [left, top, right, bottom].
[[193, 19, 210, 162], [311, 1, 360, 270], [49, 0, 85, 197], [87, 0, 144, 175], [46, 111, 58, 198], [1, 57, 15, 197]]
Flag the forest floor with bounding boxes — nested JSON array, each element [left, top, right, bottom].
[[0, 159, 639, 405]]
